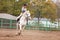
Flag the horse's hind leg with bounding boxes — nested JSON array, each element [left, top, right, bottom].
[[16, 23, 19, 35], [16, 23, 19, 30], [16, 23, 22, 36], [18, 24, 22, 35]]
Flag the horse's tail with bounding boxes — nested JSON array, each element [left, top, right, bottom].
[[16, 16, 22, 22]]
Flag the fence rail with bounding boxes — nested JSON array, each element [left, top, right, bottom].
[[0, 18, 60, 31]]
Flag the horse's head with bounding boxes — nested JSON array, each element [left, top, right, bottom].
[[25, 10, 32, 20], [20, 10, 32, 21]]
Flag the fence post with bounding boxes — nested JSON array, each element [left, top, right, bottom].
[[10, 20, 12, 28], [1, 19, 3, 28]]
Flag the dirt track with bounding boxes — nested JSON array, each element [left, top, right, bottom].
[[0, 29, 60, 40]]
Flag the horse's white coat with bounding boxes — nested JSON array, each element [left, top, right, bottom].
[[16, 10, 31, 35]]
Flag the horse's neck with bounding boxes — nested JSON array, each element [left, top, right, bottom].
[[21, 11, 29, 19], [21, 13, 27, 18]]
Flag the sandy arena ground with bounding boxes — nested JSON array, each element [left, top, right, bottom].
[[0, 29, 60, 40]]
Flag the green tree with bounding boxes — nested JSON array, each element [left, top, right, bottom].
[[0, 0, 8, 13], [29, 0, 57, 23], [0, 0, 57, 22], [0, 0, 30, 16]]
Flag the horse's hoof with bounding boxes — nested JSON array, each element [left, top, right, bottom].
[[18, 32, 21, 35], [16, 33, 21, 36], [6, 35, 10, 37]]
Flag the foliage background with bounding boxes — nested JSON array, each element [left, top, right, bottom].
[[0, 0, 57, 22]]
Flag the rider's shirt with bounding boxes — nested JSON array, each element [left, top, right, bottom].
[[22, 7, 27, 12]]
